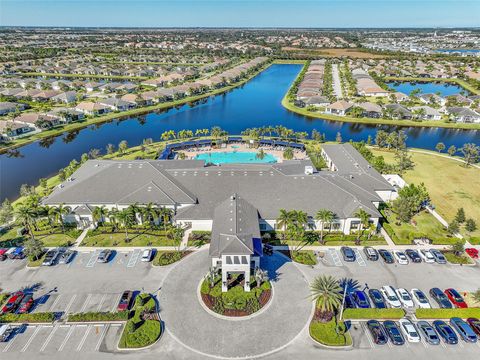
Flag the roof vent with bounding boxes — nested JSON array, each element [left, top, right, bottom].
[[350, 175, 354, 179], [230, 194, 236, 201]]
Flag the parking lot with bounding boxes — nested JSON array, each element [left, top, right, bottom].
[[0, 323, 123, 354]]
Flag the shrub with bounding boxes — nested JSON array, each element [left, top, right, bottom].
[[309, 318, 352, 346], [416, 308, 480, 319], [0, 312, 55, 323], [291, 250, 317, 265], [342, 308, 405, 319], [152, 251, 185, 266], [68, 311, 129, 322]]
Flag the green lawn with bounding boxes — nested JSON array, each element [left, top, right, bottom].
[[382, 210, 456, 245], [0, 226, 79, 247], [309, 319, 352, 346], [291, 250, 317, 265], [27, 253, 46, 267], [81, 228, 176, 247], [441, 251, 475, 265], [371, 148, 480, 242], [342, 308, 405, 320]]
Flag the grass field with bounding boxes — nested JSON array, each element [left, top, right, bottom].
[[371, 148, 480, 242], [81, 229, 176, 247]]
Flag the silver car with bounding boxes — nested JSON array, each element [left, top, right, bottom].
[[58, 249, 76, 264], [417, 321, 440, 345]]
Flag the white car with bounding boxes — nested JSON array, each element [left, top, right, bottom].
[[141, 249, 154, 262], [411, 289, 431, 309], [394, 251, 409, 265], [380, 286, 402, 308], [396, 288, 414, 308], [399, 318, 421, 343], [419, 249, 435, 263]]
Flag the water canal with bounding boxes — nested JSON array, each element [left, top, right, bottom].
[[1, 64, 479, 200]]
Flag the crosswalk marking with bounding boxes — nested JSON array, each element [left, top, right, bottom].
[[127, 250, 141, 268], [354, 249, 367, 267], [328, 248, 343, 266]]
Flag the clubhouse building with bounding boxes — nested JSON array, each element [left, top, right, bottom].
[[44, 143, 397, 291]]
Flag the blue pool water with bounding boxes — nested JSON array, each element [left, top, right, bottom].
[[195, 151, 277, 164], [386, 81, 467, 96]]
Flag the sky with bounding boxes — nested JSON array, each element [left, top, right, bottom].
[[0, 0, 479, 28]]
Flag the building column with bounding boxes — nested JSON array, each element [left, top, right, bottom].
[[244, 267, 251, 292], [221, 269, 228, 292]]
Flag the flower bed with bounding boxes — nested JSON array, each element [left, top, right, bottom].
[[200, 274, 271, 317]]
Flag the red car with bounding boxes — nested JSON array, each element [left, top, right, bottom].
[[444, 288, 468, 308], [117, 291, 133, 311], [467, 318, 480, 337], [1, 291, 24, 314], [17, 294, 34, 314], [0, 249, 7, 261], [465, 248, 479, 259]]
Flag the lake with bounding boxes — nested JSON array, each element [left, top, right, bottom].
[[386, 81, 468, 96], [1, 64, 479, 201]]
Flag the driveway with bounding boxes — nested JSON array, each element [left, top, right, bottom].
[[158, 250, 312, 358]]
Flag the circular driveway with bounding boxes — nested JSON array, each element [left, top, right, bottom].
[[159, 250, 312, 358]]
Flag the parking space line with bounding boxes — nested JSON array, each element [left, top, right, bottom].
[[48, 294, 62, 311], [40, 325, 59, 352], [64, 294, 77, 314], [80, 294, 92, 312], [3, 327, 21, 352], [127, 250, 141, 268], [421, 337, 429, 348], [458, 340, 464, 348], [328, 248, 343, 267], [76, 325, 92, 351], [97, 293, 107, 311], [111, 293, 122, 312], [354, 249, 367, 267], [440, 340, 446, 348], [95, 324, 109, 351], [86, 251, 98, 268], [58, 326, 75, 352], [361, 322, 375, 349], [404, 340, 410, 348], [21, 326, 41, 352]]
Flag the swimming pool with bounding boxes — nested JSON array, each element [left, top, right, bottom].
[[195, 151, 278, 164]]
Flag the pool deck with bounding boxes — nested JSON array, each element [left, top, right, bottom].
[[179, 143, 308, 163]]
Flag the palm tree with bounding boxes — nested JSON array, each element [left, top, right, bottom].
[[141, 203, 158, 228], [44, 205, 57, 227], [108, 208, 119, 231], [54, 204, 71, 234], [127, 203, 141, 225], [92, 206, 108, 228], [310, 275, 342, 322], [15, 203, 38, 240], [354, 208, 370, 244], [256, 148, 266, 160], [116, 209, 135, 241], [315, 209, 335, 244], [158, 207, 173, 233], [283, 147, 294, 160], [167, 225, 185, 251], [276, 209, 292, 240]]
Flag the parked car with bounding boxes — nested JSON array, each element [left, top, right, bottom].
[[42, 249, 60, 266], [399, 318, 420, 343], [0, 324, 14, 342], [433, 320, 458, 344], [419, 249, 435, 263], [378, 249, 394, 264], [340, 246, 356, 262], [141, 249, 154, 262], [344, 293, 356, 309], [17, 294, 34, 314], [0, 248, 7, 261], [380, 286, 402, 308], [405, 249, 422, 263], [429, 288, 453, 308], [1, 292, 24, 314], [58, 249, 76, 264], [396, 288, 414, 309], [383, 320, 405, 345], [417, 321, 440, 345], [465, 248, 479, 259], [444, 288, 468, 308], [352, 290, 370, 308], [367, 320, 388, 345], [97, 249, 113, 263], [411, 289, 431, 309], [393, 251, 409, 265], [363, 247, 378, 261], [429, 249, 447, 264], [11, 247, 25, 259], [368, 289, 387, 309], [466, 318, 480, 337], [450, 317, 478, 343], [5, 247, 16, 259], [117, 291, 133, 311]]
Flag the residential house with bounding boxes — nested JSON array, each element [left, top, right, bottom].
[[98, 97, 135, 111], [0, 120, 36, 139], [324, 100, 354, 116], [411, 106, 442, 121], [446, 107, 480, 123], [357, 102, 383, 118], [75, 101, 111, 116], [384, 104, 413, 120], [52, 91, 78, 104], [0, 102, 27, 115]]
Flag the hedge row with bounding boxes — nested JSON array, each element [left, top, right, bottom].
[[342, 308, 406, 319], [416, 308, 480, 319], [68, 311, 129, 322], [0, 312, 55, 323]]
